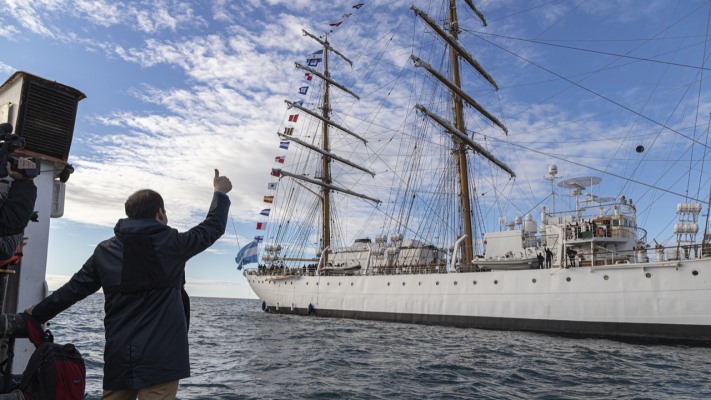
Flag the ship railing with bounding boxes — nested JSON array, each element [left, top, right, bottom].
[[364, 263, 448, 276], [577, 243, 709, 267], [248, 265, 319, 276], [545, 200, 637, 221], [578, 245, 635, 266], [562, 222, 645, 241]]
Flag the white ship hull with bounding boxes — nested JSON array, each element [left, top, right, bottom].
[[246, 259, 711, 343]]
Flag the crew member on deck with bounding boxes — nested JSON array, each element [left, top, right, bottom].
[[545, 247, 553, 268], [566, 248, 577, 268]]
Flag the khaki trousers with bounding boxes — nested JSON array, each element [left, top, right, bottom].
[[102, 380, 179, 400]]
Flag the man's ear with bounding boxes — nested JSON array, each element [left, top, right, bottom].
[[156, 208, 167, 225]]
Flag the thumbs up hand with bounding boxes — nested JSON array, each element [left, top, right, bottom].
[[213, 169, 232, 194]]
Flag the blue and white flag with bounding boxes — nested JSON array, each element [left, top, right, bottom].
[[287, 99, 304, 109], [235, 240, 259, 269]]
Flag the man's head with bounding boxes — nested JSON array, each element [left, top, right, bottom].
[[125, 189, 166, 223]]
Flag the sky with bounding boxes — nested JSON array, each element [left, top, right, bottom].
[[0, 0, 709, 299]]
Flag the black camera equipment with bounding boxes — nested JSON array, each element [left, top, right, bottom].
[[0, 123, 40, 179]]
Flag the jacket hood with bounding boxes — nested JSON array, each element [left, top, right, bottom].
[[114, 218, 170, 236]]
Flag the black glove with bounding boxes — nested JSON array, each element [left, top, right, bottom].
[[21, 312, 52, 346]]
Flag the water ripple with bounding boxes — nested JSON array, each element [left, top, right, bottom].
[[47, 294, 711, 399]]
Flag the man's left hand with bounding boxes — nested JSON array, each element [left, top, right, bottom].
[[7, 158, 37, 180]]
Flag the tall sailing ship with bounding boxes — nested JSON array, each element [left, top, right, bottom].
[[244, 1, 711, 344]]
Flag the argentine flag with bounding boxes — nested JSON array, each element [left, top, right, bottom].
[[235, 240, 259, 269]]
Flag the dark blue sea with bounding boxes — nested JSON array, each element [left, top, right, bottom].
[[50, 294, 711, 399]]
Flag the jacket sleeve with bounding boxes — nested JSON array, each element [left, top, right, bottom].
[[30, 254, 102, 323], [0, 180, 37, 236], [0, 234, 21, 260], [177, 192, 231, 260]]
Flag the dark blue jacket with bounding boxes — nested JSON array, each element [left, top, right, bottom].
[[0, 179, 37, 235], [0, 179, 37, 260], [31, 192, 230, 390]]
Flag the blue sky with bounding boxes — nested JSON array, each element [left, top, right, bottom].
[[0, 0, 709, 299]]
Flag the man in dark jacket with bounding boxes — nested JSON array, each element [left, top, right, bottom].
[[0, 158, 38, 261], [27, 169, 232, 399]]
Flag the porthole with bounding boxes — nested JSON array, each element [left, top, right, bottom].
[[306, 282, 309, 285], [453, 281, 458, 285], [316, 282, 319, 286], [645, 273, 651, 278], [566, 277, 571, 282], [387, 282, 391, 286], [284, 282, 288, 285], [473, 281, 477, 285], [436, 281, 440, 285], [327, 282, 330, 286], [402, 282, 406, 286], [604, 275, 609, 280], [494, 280, 498, 285], [532, 278, 537, 283], [692, 270, 699, 276], [339, 282, 342, 286], [290, 282, 293, 285], [350, 282, 354, 286]]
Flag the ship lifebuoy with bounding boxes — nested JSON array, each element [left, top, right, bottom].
[[596, 227, 605, 237]]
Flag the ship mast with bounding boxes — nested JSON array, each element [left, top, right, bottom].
[[412, 2, 513, 268], [277, 30, 377, 267], [321, 36, 332, 261], [448, 1, 476, 265]]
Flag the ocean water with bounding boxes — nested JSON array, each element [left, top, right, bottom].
[[47, 294, 711, 400]]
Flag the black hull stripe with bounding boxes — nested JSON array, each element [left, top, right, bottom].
[[265, 306, 711, 346]]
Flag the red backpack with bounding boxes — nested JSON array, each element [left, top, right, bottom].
[[18, 314, 85, 399]]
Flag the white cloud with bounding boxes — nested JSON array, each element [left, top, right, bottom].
[[0, 61, 14, 75], [73, 0, 123, 27], [127, 1, 205, 34], [1, 0, 208, 40], [2, 0, 58, 38], [0, 22, 21, 39]]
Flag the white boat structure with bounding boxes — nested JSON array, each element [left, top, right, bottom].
[[245, 1, 711, 344]]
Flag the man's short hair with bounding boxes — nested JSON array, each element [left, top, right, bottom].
[[125, 189, 164, 219]]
